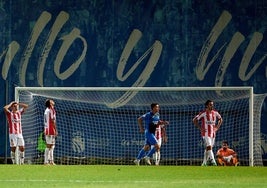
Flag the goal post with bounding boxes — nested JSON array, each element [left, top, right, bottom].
[[14, 86, 263, 166]]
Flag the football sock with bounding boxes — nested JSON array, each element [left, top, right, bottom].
[[48, 148, 52, 163], [50, 146, 54, 163], [147, 147, 156, 158], [207, 150, 216, 163], [203, 150, 207, 164], [10, 151, 15, 164], [156, 151, 160, 165], [44, 148, 49, 164], [154, 152, 158, 162], [19, 151, 25, 164], [137, 148, 145, 160]]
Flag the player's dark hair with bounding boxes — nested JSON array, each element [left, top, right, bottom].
[[205, 100, 213, 108], [45, 99, 51, 107], [222, 140, 229, 145], [11, 102, 17, 107], [151, 103, 159, 110]]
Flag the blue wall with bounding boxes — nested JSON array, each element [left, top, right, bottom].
[[0, 0, 266, 159]]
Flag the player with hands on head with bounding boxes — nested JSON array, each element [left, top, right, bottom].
[[44, 99, 57, 165], [216, 140, 239, 166], [193, 100, 223, 166], [4, 101, 28, 164], [134, 103, 169, 166]]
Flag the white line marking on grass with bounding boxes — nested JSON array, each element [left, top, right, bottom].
[[0, 179, 167, 184], [0, 179, 241, 185]]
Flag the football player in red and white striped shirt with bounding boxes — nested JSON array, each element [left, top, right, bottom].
[[153, 121, 168, 165], [44, 99, 57, 165], [4, 101, 28, 164], [193, 100, 223, 166]]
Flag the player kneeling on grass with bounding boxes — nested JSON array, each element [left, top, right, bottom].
[[216, 140, 239, 166]]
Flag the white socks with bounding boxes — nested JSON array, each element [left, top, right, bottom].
[[19, 151, 25, 164], [44, 148, 49, 164], [155, 151, 161, 165], [203, 150, 207, 164], [10, 151, 15, 164], [207, 149, 216, 164], [44, 146, 55, 164], [11, 150, 25, 164]]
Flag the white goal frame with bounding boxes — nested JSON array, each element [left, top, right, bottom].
[[14, 86, 255, 166]]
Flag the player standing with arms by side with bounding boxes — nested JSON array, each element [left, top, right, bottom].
[[153, 124, 168, 165], [4, 101, 28, 164], [44, 99, 57, 165], [134, 103, 169, 165], [193, 100, 223, 166]]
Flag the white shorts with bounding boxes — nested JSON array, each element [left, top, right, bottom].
[[151, 138, 162, 149], [45, 135, 56, 145], [202, 136, 215, 147], [157, 138, 162, 147], [9, 134, 25, 147]]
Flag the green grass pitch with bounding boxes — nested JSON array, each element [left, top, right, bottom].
[[0, 165, 266, 188]]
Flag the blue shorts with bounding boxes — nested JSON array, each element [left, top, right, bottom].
[[145, 131, 158, 146]]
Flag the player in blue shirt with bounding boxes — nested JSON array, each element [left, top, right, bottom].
[[134, 103, 169, 165]]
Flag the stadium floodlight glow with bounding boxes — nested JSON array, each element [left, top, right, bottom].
[[14, 87, 265, 166]]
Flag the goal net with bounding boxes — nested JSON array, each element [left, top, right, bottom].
[[14, 87, 265, 166]]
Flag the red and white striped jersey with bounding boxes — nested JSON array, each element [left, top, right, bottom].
[[155, 125, 162, 140], [155, 124, 166, 140], [194, 110, 222, 138], [44, 107, 56, 135], [5, 109, 24, 135]]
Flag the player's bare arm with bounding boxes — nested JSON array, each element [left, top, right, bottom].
[[52, 119, 58, 136], [215, 118, 223, 131], [18, 102, 29, 110], [162, 127, 168, 143], [193, 118, 206, 134], [3, 101, 15, 112], [193, 118, 201, 130], [159, 120, 169, 126], [3, 104, 10, 112], [137, 117, 144, 133]]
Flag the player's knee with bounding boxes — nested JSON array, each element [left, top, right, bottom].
[[217, 158, 224, 166], [11, 147, 16, 152], [19, 146, 25, 152], [232, 158, 238, 165], [206, 145, 212, 150], [144, 145, 150, 151], [155, 144, 160, 151]]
